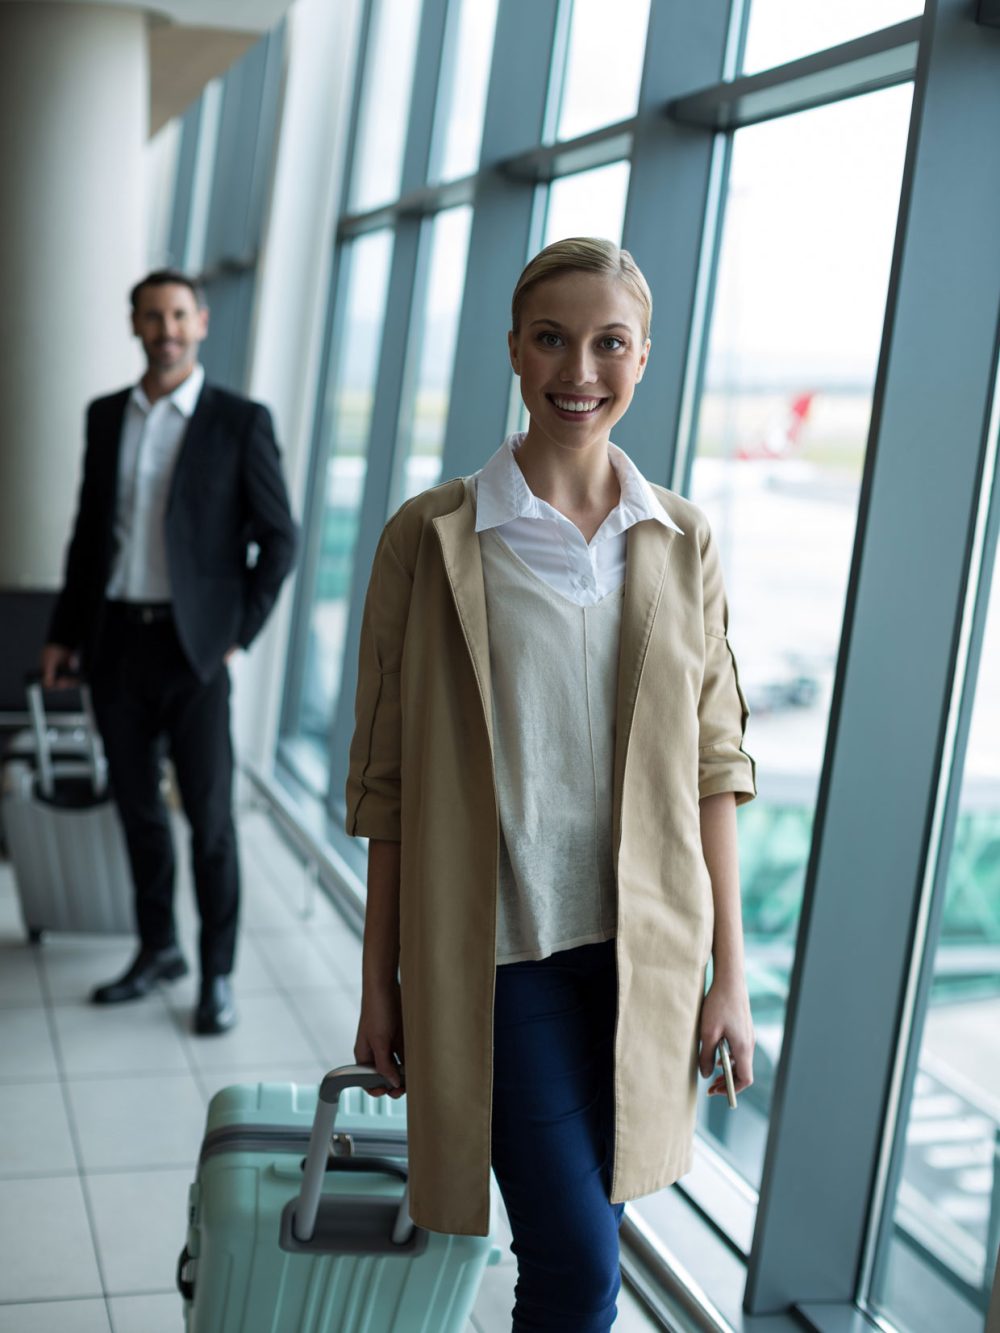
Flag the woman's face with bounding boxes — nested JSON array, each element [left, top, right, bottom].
[[508, 270, 650, 454]]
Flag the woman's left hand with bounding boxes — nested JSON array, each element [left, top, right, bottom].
[[699, 978, 755, 1096]]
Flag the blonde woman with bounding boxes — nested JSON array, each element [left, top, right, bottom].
[[350, 237, 756, 1331]]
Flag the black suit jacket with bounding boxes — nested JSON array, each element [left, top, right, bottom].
[[49, 382, 299, 681]]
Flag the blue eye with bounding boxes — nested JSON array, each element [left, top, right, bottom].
[[601, 336, 625, 351], [537, 331, 562, 348]]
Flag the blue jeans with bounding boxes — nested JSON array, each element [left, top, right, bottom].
[[491, 939, 624, 1332]]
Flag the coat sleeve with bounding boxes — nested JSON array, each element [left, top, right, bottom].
[[236, 404, 299, 649], [697, 525, 757, 805], [48, 404, 106, 650], [345, 522, 413, 842]]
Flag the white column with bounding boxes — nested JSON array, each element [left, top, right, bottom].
[[0, 2, 148, 588]]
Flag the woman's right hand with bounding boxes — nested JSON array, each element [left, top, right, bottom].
[[354, 980, 406, 1098]]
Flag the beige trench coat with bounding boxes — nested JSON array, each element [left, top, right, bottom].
[[346, 475, 756, 1236]]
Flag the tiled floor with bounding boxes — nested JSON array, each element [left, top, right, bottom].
[[0, 804, 661, 1332]]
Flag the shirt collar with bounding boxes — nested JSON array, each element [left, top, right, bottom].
[[474, 432, 684, 536], [130, 362, 205, 418]]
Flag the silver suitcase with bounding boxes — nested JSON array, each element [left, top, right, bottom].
[[1, 681, 134, 940]]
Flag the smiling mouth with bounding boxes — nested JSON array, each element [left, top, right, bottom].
[[547, 395, 607, 418]]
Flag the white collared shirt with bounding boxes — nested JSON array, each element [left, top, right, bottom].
[[105, 363, 205, 601], [473, 432, 683, 605]]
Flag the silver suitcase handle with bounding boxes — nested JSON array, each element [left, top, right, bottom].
[[26, 678, 106, 801], [293, 1064, 411, 1245]]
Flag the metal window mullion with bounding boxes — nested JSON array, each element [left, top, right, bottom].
[[425, 0, 465, 184], [166, 101, 202, 269], [277, 244, 352, 743], [386, 217, 437, 513], [276, 0, 370, 748], [862, 338, 1000, 1316], [339, 0, 376, 209], [669, 18, 922, 132], [326, 219, 424, 812], [615, 3, 740, 485], [745, 0, 1000, 1312], [322, 0, 452, 811], [398, 0, 451, 196], [438, 0, 564, 480], [245, 24, 288, 255]]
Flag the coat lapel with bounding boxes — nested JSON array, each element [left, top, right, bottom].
[[166, 383, 214, 515], [613, 519, 678, 824], [433, 481, 493, 747]]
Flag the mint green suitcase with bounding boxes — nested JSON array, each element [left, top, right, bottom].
[[178, 1066, 500, 1332]]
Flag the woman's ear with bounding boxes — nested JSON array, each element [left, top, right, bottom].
[[635, 338, 651, 383], [508, 329, 521, 376]]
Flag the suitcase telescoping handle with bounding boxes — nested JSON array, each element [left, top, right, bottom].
[[293, 1063, 411, 1246], [24, 671, 105, 800]]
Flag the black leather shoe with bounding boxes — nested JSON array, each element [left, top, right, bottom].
[[194, 975, 237, 1035], [91, 946, 188, 1004]]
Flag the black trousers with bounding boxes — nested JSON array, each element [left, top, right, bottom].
[[90, 603, 239, 978]]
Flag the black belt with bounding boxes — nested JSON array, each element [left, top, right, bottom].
[[106, 600, 173, 626]]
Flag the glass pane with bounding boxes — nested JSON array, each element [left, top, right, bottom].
[[682, 87, 912, 1190], [432, 0, 499, 182], [543, 161, 631, 248], [394, 206, 473, 506], [350, 0, 423, 211], [288, 231, 394, 787], [743, 0, 923, 75], [556, 0, 650, 141], [869, 512, 1000, 1332]]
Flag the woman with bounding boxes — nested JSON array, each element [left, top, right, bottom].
[[350, 237, 756, 1332]]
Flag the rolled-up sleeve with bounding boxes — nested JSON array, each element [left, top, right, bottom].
[[345, 523, 412, 841], [697, 527, 757, 806]]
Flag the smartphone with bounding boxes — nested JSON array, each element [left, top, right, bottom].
[[718, 1038, 738, 1110]]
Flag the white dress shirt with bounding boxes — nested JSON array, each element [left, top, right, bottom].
[[105, 363, 205, 602], [473, 432, 683, 604]]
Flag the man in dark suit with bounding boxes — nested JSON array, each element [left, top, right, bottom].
[[41, 270, 298, 1033]]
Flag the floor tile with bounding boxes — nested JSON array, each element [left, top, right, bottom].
[[67, 1073, 205, 1172], [0, 1175, 102, 1301], [50, 998, 191, 1077], [177, 990, 316, 1072], [0, 1081, 76, 1176], [86, 1168, 192, 1295], [107, 1291, 181, 1333], [283, 985, 362, 1068], [160, 932, 278, 1012], [0, 1299, 112, 1332], [255, 929, 352, 990], [310, 926, 363, 986], [0, 1005, 59, 1080], [0, 942, 44, 1005], [38, 940, 144, 1005]]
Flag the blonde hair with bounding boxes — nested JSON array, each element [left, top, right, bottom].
[[511, 237, 652, 340]]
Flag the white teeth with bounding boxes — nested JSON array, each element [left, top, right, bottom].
[[552, 397, 601, 413]]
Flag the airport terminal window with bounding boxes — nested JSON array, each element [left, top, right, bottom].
[[685, 86, 912, 1188], [554, 0, 650, 142], [868, 522, 1000, 1333], [349, 0, 424, 211], [742, 0, 923, 74], [392, 205, 473, 507], [543, 161, 631, 247], [286, 230, 394, 789], [431, 0, 499, 183]]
